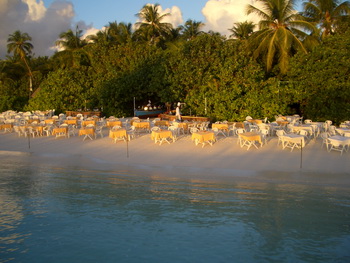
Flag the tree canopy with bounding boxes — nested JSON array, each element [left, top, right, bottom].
[[1, 2, 349, 123]]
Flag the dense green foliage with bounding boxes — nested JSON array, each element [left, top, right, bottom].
[[288, 31, 350, 123], [0, 0, 349, 122]]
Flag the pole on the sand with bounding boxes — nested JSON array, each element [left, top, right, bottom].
[[300, 139, 303, 169], [126, 136, 129, 158], [28, 133, 30, 149]]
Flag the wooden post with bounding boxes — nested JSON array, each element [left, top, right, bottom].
[[126, 136, 129, 158], [300, 139, 303, 169], [28, 133, 30, 149]]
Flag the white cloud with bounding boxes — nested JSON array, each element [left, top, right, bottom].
[[22, 0, 46, 21], [158, 5, 183, 28], [202, 0, 261, 36], [0, 0, 88, 58], [56, 2, 74, 18]]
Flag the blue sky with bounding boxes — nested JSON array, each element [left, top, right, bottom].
[[0, 0, 304, 58], [43, 0, 208, 29]]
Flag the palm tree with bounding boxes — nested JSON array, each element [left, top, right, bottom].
[[55, 26, 87, 50], [180, 19, 205, 40], [135, 4, 173, 44], [229, 21, 255, 40], [246, 0, 318, 75], [109, 22, 133, 44], [302, 0, 350, 39], [86, 27, 110, 46], [54, 26, 89, 68], [7, 30, 34, 93]]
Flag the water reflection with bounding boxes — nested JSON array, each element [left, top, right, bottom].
[[0, 161, 349, 262]]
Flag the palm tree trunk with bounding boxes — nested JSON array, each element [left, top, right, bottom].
[[22, 56, 33, 93]]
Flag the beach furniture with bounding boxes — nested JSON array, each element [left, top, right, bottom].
[[327, 135, 350, 155], [79, 124, 95, 141], [191, 131, 215, 148], [280, 134, 305, 152], [52, 127, 68, 138], [109, 128, 127, 143], [151, 129, 173, 145], [133, 121, 150, 133], [238, 132, 262, 150]]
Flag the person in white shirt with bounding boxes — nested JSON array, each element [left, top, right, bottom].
[[175, 102, 181, 121]]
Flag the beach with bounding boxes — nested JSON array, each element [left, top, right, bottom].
[[0, 128, 349, 187]]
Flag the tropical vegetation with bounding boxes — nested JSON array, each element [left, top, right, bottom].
[[0, 1, 349, 123]]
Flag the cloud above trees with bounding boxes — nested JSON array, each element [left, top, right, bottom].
[[0, 0, 89, 58], [202, 0, 261, 36], [0, 0, 260, 58]]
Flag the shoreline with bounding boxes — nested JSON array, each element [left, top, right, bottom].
[[1, 130, 349, 187]]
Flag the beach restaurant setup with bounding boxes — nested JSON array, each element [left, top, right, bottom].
[[1, 110, 350, 155]]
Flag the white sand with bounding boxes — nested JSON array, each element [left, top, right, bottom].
[[0, 129, 349, 186]]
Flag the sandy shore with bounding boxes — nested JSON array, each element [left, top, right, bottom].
[[0, 128, 349, 186]]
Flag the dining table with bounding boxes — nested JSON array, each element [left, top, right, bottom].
[[277, 120, 289, 126], [238, 132, 262, 149], [64, 119, 78, 125], [154, 120, 170, 127], [212, 123, 229, 133], [248, 119, 263, 125], [44, 119, 56, 124], [176, 122, 189, 133], [133, 121, 150, 131], [292, 125, 314, 135], [79, 127, 95, 140], [82, 120, 96, 127], [281, 133, 305, 150], [107, 120, 122, 128], [328, 135, 350, 148], [52, 127, 68, 138], [151, 130, 173, 145], [234, 122, 245, 129], [27, 119, 40, 124], [335, 128, 350, 136], [109, 128, 127, 142], [191, 131, 215, 147], [0, 123, 13, 132], [26, 125, 44, 136]]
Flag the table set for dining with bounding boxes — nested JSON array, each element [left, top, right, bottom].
[[151, 129, 174, 145], [0, 123, 13, 132], [133, 121, 150, 132], [212, 123, 229, 133], [238, 132, 263, 150], [78, 127, 95, 141], [280, 133, 305, 151], [52, 127, 68, 138], [191, 130, 215, 148], [64, 119, 78, 125], [106, 120, 122, 128], [327, 135, 350, 155], [109, 128, 128, 142]]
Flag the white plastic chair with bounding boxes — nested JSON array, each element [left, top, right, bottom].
[[276, 129, 286, 146], [212, 127, 226, 137]]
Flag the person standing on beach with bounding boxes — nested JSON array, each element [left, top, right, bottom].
[[176, 102, 181, 121]]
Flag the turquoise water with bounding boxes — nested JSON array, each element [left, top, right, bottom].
[[1, 158, 350, 263]]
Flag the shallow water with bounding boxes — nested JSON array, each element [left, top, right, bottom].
[[0, 157, 350, 263]]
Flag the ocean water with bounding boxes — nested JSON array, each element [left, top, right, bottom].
[[0, 157, 350, 263]]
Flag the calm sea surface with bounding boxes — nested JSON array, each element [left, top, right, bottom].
[[1, 157, 349, 263]]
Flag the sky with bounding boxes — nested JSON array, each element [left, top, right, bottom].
[[0, 0, 304, 58]]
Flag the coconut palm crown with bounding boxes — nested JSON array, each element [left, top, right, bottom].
[[7, 30, 34, 92], [302, 0, 350, 39], [246, 0, 318, 75], [135, 3, 173, 44]]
